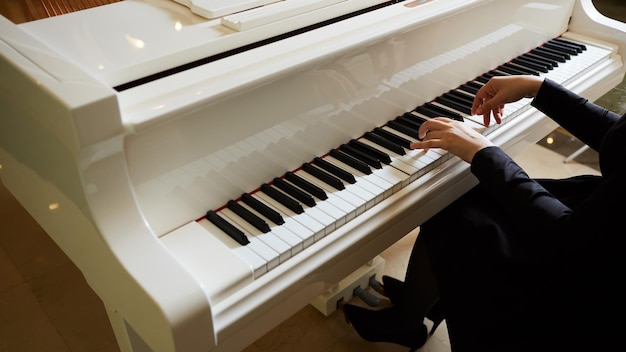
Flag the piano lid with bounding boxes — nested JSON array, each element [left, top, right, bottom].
[[16, 0, 396, 89]]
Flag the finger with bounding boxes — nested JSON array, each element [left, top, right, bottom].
[[494, 105, 503, 124], [482, 113, 491, 127], [410, 140, 428, 151], [410, 139, 439, 151], [471, 97, 485, 116], [417, 117, 450, 139], [494, 105, 505, 124]]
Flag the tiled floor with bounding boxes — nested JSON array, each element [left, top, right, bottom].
[[0, 1, 622, 352]]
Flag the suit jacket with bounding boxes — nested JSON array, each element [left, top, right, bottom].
[[464, 78, 626, 349]]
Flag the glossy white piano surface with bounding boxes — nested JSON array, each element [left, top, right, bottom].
[[1, 0, 625, 351]]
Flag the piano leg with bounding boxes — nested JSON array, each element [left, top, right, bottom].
[[104, 302, 152, 352]]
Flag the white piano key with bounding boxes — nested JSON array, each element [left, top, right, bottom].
[[359, 139, 431, 182], [324, 155, 394, 198], [251, 193, 317, 249], [329, 154, 406, 195], [356, 138, 423, 176], [336, 177, 378, 211], [280, 176, 350, 225], [378, 126, 448, 165], [299, 204, 337, 240], [309, 199, 347, 228], [221, 208, 292, 264], [321, 156, 387, 204], [255, 192, 324, 245], [288, 177, 358, 222], [342, 174, 385, 206], [160, 221, 254, 302], [237, 200, 304, 255], [215, 209, 281, 271], [269, 225, 303, 256], [267, 182, 339, 238], [369, 165, 407, 194], [543, 45, 611, 85], [196, 219, 267, 278], [295, 170, 368, 216]]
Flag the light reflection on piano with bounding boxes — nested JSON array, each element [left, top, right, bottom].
[[1, 0, 625, 351]]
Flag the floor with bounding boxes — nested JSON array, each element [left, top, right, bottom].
[[0, 1, 624, 352]]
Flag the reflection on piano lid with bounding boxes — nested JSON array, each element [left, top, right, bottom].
[[115, 0, 397, 90], [182, 37, 610, 282]]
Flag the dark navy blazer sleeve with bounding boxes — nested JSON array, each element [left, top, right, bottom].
[[531, 78, 621, 151]]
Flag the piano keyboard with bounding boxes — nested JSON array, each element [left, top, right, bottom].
[[163, 36, 612, 287]]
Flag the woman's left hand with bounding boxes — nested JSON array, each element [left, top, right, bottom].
[[410, 117, 494, 163]]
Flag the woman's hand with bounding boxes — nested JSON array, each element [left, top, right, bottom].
[[410, 75, 546, 163], [410, 118, 494, 163], [472, 75, 545, 125]]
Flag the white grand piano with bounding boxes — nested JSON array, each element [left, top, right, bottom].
[[1, 0, 625, 350]]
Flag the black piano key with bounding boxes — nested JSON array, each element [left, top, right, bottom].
[[512, 57, 550, 73], [436, 95, 471, 115], [532, 47, 567, 62], [364, 131, 405, 155], [372, 127, 411, 148], [272, 177, 316, 207], [551, 37, 586, 51], [261, 183, 304, 214], [395, 115, 422, 130], [496, 64, 527, 76], [227, 199, 271, 233], [241, 193, 284, 225], [462, 81, 483, 93], [537, 45, 570, 60], [348, 139, 392, 164], [414, 105, 440, 119], [500, 62, 539, 76], [521, 52, 558, 68], [510, 61, 542, 75], [444, 92, 475, 108], [284, 171, 327, 200], [404, 111, 427, 123], [467, 80, 484, 89], [475, 75, 490, 84], [424, 102, 463, 121], [339, 143, 383, 169], [387, 120, 420, 140], [329, 149, 372, 175], [459, 84, 479, 95], [447, 90, 475, 103], [207, 210, 250, 245], [301, 162, 345, 190], [313, 157, 356, 184], [487, 70, 508, 77], [543, 42, 579, 55], [477, 71, 506, 83]]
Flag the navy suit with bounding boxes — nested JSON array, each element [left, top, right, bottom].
[[416, 79, 626, 351]]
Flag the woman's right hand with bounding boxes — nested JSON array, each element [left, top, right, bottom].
[[471, 75, 545, 126]]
